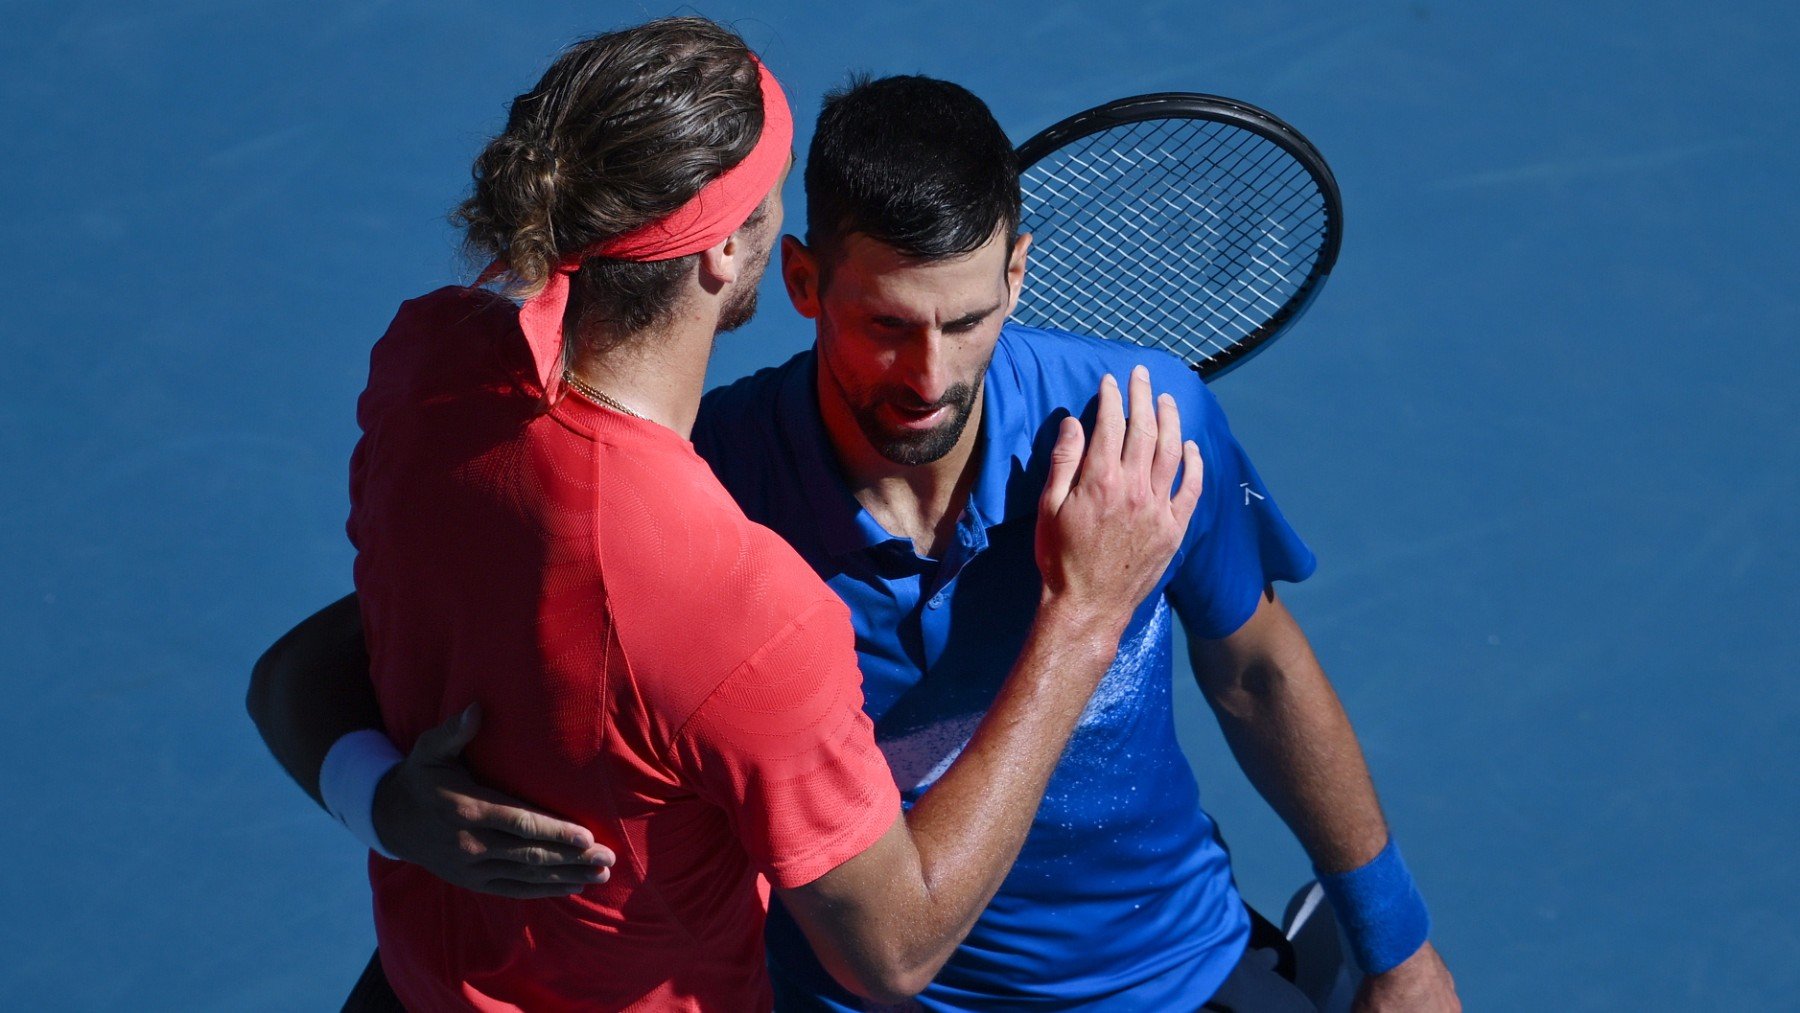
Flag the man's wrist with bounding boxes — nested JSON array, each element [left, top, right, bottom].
[[319, 729, 404, 859], [1034, 591, 1131, 654], [1316, 837, 1431, 975]]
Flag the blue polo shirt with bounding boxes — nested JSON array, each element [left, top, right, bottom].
[[694, 323, 1316, 1010]]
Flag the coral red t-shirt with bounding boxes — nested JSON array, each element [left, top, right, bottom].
[[347, 287, 900, 1011]]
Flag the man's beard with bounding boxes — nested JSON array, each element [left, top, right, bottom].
[[836, 370, 985, 467], [717, 284, 759, 333], [716, 237, 772, 334]]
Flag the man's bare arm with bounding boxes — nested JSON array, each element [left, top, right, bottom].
[[1188, 588, 1458, 1011], [246, 595, 613, 896], [247, 594, 381, 805], [776, 599, 1134, 1001], [777, 368, 1204, 1002]]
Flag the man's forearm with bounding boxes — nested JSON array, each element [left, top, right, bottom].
[[781, 595, 1129, 1000], [246, 593, 384, 806], [1194, 591, 1452, 994], [1191, 591, 1388, 874], [905, 600, 1125, 922]]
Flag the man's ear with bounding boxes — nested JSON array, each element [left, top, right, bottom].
[[781, 234, 821, 319], [1004, 232, 1032, 315], [697, 233, 742, 293]]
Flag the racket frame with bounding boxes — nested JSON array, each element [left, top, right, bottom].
[[1014, 92, 1343, 380]]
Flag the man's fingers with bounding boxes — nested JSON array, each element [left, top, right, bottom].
[[469, 828, 613, 869], [1038, 414, 1085, 517], [1150, 392, 1184, 496], [475, 849, 614, 883], [1121, 364, 1156, 473], [465, 795, 598, 851], [1087, 373, 1124, 466], [1170, 440, 1204, 526], [412, 703, 481, 763]]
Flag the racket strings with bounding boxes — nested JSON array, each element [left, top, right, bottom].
[[1030, 121, 1318, 336], [1016, 116, 1329, 369]]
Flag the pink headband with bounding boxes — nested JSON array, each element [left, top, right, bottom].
[[486, 56, 793, 400]]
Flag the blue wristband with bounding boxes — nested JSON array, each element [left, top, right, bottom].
[[1316, 838, 1431, 975], [319, 729, 404, 859]]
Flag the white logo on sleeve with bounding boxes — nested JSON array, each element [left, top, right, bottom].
[[1240, 482, 1265, 506]]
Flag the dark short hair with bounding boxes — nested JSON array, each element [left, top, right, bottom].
[[453, 17, 765, 338], [804, 75, 1020, 270]]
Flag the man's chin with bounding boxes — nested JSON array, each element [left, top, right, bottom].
[[865, 421, 964, 467], [839, 378, 982, 468]]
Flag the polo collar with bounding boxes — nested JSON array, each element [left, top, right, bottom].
[[964, 329, 1031, 533]]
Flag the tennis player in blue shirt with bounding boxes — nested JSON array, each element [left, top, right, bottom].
[[251, 76, 1457, 1011]]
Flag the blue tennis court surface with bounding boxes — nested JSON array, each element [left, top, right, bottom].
[[2, 2, 1794, 1008]]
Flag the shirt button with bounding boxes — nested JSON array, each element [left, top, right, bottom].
[[927, 594, 944, 609]]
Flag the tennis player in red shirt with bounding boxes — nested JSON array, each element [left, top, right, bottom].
[[274, 16, 1206, 1011]]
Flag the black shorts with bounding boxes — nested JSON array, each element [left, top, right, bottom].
[[343, 951, 402, 1013], [1199, 906, 1319, 1012]]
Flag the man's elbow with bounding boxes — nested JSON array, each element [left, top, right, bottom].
[[819, 939, 945, 1005], [838, 960, 935, 1006], [1199, 657, 1289, 721], [245, 639, 282, 734]]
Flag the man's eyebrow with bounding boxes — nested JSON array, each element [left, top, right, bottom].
[[868, 301, 1004, 329], [944, 302, 1004, 328]]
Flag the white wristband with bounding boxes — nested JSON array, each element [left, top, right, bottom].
[[320, 729, 404, 859]]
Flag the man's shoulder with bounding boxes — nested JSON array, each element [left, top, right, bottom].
[[696, 348, 812, 436], [360, 286, 529, 424], [613, 520, 852, 732], [376, 285, 519, 358], [692, 347, 816, 503], [397, 283, 515, 323], [995, 323, 1219, 420], [1002, 319, 1186, 358], [602, 467, 842, 682]]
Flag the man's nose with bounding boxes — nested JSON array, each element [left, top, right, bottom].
[[899, 332, 952, 404]]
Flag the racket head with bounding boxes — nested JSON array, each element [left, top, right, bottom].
[[1013, 93, 1342, 380]]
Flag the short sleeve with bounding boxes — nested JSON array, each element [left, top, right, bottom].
[[671, 596, 902, 890], [1164, 373, 1317, 640]]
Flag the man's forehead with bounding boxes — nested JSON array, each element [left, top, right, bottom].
[[825, 233, 1008, 312]]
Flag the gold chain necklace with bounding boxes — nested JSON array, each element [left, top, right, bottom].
[[561, 369, 647, 420]]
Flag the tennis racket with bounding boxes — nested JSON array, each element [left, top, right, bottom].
[[1013, 93, 1342, 380]]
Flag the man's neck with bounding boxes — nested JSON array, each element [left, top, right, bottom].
[[565, 305, 716, 438], [820, 373, 986, 560]]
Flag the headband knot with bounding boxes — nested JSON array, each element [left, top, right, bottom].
[[485, 55, 793, 402]]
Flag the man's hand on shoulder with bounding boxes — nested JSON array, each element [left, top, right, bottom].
[[1352, 942, 1459, 1013], [1036, 365, 1203, 634], [373, 705, 616, 899]]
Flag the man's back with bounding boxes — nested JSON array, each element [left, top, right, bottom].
[[348, 287, 898, 1011]]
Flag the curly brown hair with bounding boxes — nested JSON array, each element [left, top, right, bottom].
[[452, 17, 767, 339]]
